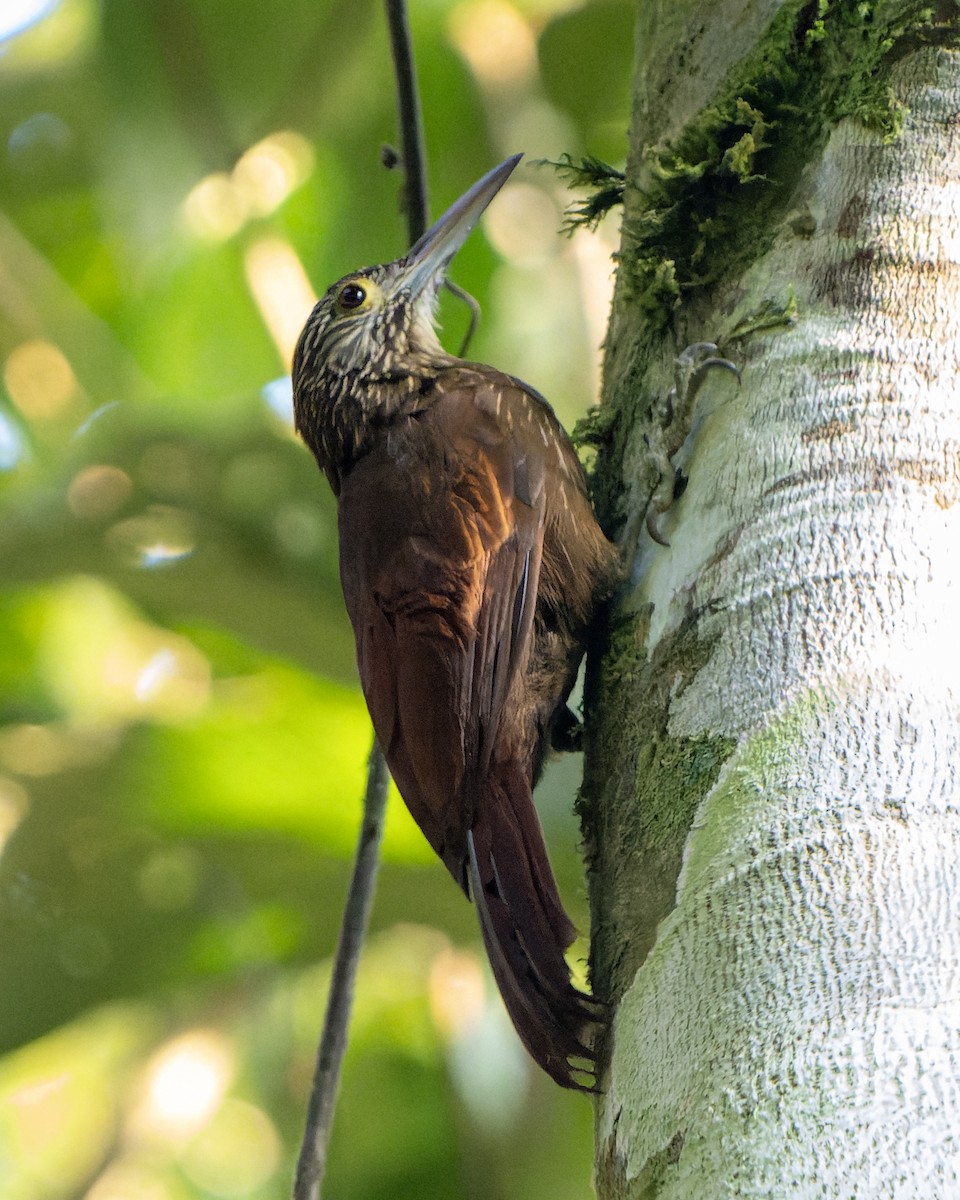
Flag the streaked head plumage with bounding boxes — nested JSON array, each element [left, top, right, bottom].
[[293, 154, 522, 390], [294, 258, 445, 383]]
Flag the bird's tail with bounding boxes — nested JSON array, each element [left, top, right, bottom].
[[465, 763, 602, 1090]]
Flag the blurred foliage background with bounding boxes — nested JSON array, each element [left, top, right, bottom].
[[0, 0, 631, 1196]]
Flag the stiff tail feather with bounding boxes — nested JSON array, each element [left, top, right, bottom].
[[465, 767, 602, 1091]]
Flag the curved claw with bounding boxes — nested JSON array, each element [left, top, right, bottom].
[[642, 343, 741, 550], [676, 340, 722, 362], [645, 508, 671, 548], [676, 343, 741, 408], [696, 355, 741, 382]]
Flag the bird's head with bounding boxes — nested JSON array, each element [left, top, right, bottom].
[[293, 154, 521, 386]]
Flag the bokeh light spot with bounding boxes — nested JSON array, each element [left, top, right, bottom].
[[233, 130, 315, 217], [0, 723, 73, 776], [261, 375, 294, 427], [123, 639, 210, 719], [243, 236, 318, 365], [0, 408, 27, 469], [40, 576, 212, 723], [136, 1030, 233, 1142], [67, 465, 133, 522], [183, 129, 314, 240], [447, 992, 529, 1133], [181, 1098, 281, 1196], [482, 181, 561, 263], [106, 506, 196, 570], [429, 947, 486, 1040], [0, 0, 59, 42], [182, 172, 246, 241], [85, 1159, 179, 1200], [449, 0, 536, 89], [133, 647, 178, 702], [3, 338, 80, 420]]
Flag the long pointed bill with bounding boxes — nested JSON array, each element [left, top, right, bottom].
[[399, 154, 522, 295]]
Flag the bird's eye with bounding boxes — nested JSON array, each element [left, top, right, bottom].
[[338, 283, 367, 310]]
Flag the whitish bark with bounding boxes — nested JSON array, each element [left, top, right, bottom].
[[585, 5, 960, 1197]]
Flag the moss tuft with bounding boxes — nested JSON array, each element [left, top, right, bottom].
[[571, 402, 619, 451], [619, 1, 945, 325], [540, 153, 626, 231]]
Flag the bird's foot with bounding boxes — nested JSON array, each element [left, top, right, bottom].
[[644, 343, 740, 547]]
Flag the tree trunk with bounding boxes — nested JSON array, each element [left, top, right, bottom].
[[584, 3, 960, 1195]]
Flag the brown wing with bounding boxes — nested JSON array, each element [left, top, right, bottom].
[[336, 375, 546, 887], [338, 368, 606, 1088]]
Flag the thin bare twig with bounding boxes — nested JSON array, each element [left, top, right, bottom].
[[385, 0, 481, 354], [293, 746, 390, 1200], [385, 0, 429, 244], [291, 3, 430, 1197]]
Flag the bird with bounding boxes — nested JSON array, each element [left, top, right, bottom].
[[292, 154, 621, 1090]]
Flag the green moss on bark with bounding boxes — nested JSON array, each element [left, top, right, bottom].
[[620, 1, 943, 321], [582, 604, 735, 1007]]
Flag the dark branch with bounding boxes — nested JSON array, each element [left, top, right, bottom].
[[292, 4, 431, 1197], [385, 0, 429, 244], [384, 0, 480, 354], [292, 745, 390, 1200]]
